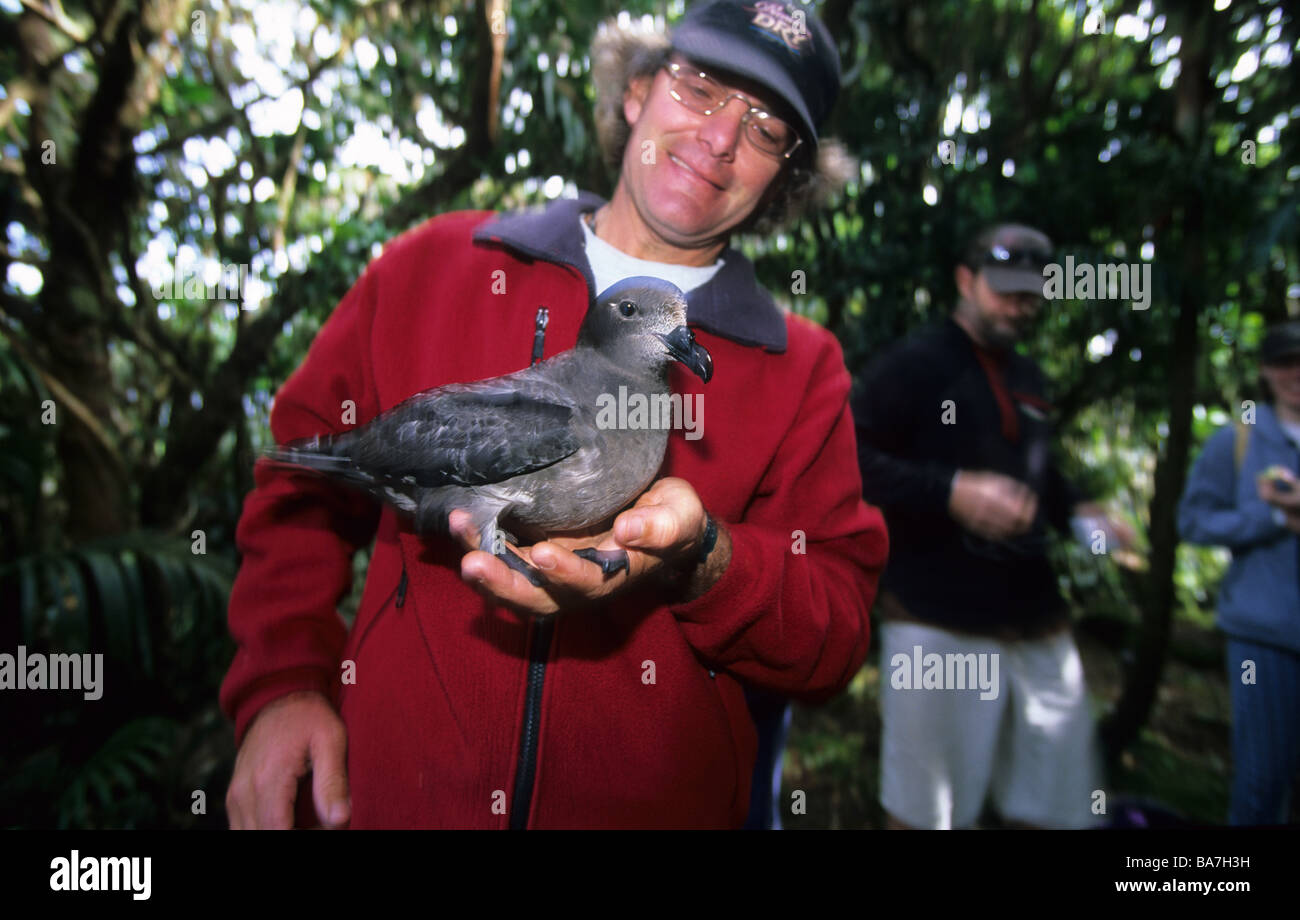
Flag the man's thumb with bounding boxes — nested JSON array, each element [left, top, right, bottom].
[[310, 729, 351, 828]]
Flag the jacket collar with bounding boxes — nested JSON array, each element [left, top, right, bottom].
[[1255, 401, 1294, 445], [471, 191, 787, 352]]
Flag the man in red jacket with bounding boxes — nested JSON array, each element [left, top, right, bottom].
[[222, 0, 886, 829]]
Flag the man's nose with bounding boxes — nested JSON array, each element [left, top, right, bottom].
[[697, 96, 747, 157]]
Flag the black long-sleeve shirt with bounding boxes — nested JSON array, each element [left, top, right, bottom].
[[852, 318, 1083, 634]]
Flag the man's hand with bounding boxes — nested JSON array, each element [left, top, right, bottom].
[[1074, 500, 1138, 551], [449, 476, 728, 616], [226, 690, 350, 830], [948, 470, 1038, 542], [1258, 467, 1300, 507], [1257, 468, 1300, 533]]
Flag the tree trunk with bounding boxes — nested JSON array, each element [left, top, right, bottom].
[[42, 282, 131, 542], [1102, 2, 1211, 762]]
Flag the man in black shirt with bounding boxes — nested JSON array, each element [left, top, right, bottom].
[[854, 223, 1126, 829]]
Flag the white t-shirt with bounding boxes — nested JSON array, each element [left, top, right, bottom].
[[580, 214, 724, 296]]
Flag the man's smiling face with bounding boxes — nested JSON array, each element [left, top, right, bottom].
[[618, 56, 789, 249]]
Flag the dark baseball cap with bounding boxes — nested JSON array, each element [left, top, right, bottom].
[[1260, 321, 1300, 364], [670, 0, 841, 148], [966, 224, 1054, 295]]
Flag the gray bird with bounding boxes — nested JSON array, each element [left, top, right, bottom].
[[263, 276, 713, 584]]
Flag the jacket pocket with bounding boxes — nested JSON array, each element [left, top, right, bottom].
[[709, 670, 758, 823], [338, 543, 407, 705]]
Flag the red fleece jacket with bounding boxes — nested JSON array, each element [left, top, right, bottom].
[[219, 201, 888, 829]]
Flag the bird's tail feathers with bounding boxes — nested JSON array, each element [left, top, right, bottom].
[[261, 437, 415, 510], [261, 436, 363, 482]]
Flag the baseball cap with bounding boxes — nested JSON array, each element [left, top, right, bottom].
[[670, 0, 841, 149], [1260, 321, 1300, 364], [966, 224, 1054, 295]]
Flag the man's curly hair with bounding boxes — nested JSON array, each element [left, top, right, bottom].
[[590, 18, 855, 236]]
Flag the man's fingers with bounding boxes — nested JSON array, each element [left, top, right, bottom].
[[462, 548, 532, 585], [310, 724, 351, 829], [986, 485, 1035, 534], [451, 474, 709, 615], [531, 541, 595, 575], [535, 540, 640, 584], [461, 550, 562, 614], [614, 509, 663, 547], [460, 541, 638, 615], [448, 510, 479, 550], [1111, 518, 1137, 548], [614, 506, 687, 550], [251, 768, 299, 830], [1017, 496, 1039, 530], [225, 783, 247, 830]]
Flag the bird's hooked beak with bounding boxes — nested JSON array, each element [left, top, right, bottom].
[[657, 326, 713, 383]]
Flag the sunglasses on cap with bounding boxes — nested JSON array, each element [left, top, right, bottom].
[[968, 245, 1052, 272]]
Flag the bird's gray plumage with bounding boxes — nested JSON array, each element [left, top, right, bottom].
[[263, 277, 712, 579]]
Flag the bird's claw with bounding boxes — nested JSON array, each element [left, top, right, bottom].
[[572, 548, 630, 577], [495, 547, 545, 587]]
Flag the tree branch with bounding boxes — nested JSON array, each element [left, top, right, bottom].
[[273, 122, 307, 256], [151, 47, 342, 156], [0, 321, 130, 468], [19, 0, 89, 44]]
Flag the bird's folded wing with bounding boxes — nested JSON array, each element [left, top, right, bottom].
[[346, 382, 582, 487]]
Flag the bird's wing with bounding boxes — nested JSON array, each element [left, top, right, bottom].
[[340, 379, 582, 488]]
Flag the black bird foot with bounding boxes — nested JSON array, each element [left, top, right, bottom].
[[572, 548, 630, 577], [496, 547, 545, 587]]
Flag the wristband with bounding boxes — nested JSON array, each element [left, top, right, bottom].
[[695, 515, 718, 567]]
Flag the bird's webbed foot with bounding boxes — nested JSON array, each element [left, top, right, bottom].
[[571, 547, 630, 577], [476, 522, 545, 587], [495, 546, 546, 587]]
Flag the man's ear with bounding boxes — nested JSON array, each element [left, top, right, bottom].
[[738, 165, 789, 230], [954, 264, 975, 301], [623, 74, 654, 126]]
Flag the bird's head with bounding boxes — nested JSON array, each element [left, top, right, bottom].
[[577, 277, 713, 382]]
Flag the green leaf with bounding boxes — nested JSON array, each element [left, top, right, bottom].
[[119, 550, 153, 679], [76, 551, 134, 665], [18, 557, 41, 645], [47, 555, 90, 651]]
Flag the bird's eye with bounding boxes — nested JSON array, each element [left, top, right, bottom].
[[618, 300, 637, 318]]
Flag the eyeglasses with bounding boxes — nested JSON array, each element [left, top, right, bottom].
[[663, 62, 802, 160]]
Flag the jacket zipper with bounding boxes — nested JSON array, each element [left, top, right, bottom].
[[510, 306, 554, 830], [510, 615, 554, 829], [530, 306, 549, 366]]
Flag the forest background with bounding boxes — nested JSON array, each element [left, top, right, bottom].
[[0, 0, 1296, 827]]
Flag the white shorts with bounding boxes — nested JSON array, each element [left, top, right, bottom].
[[878, 620, 1103, 829]]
